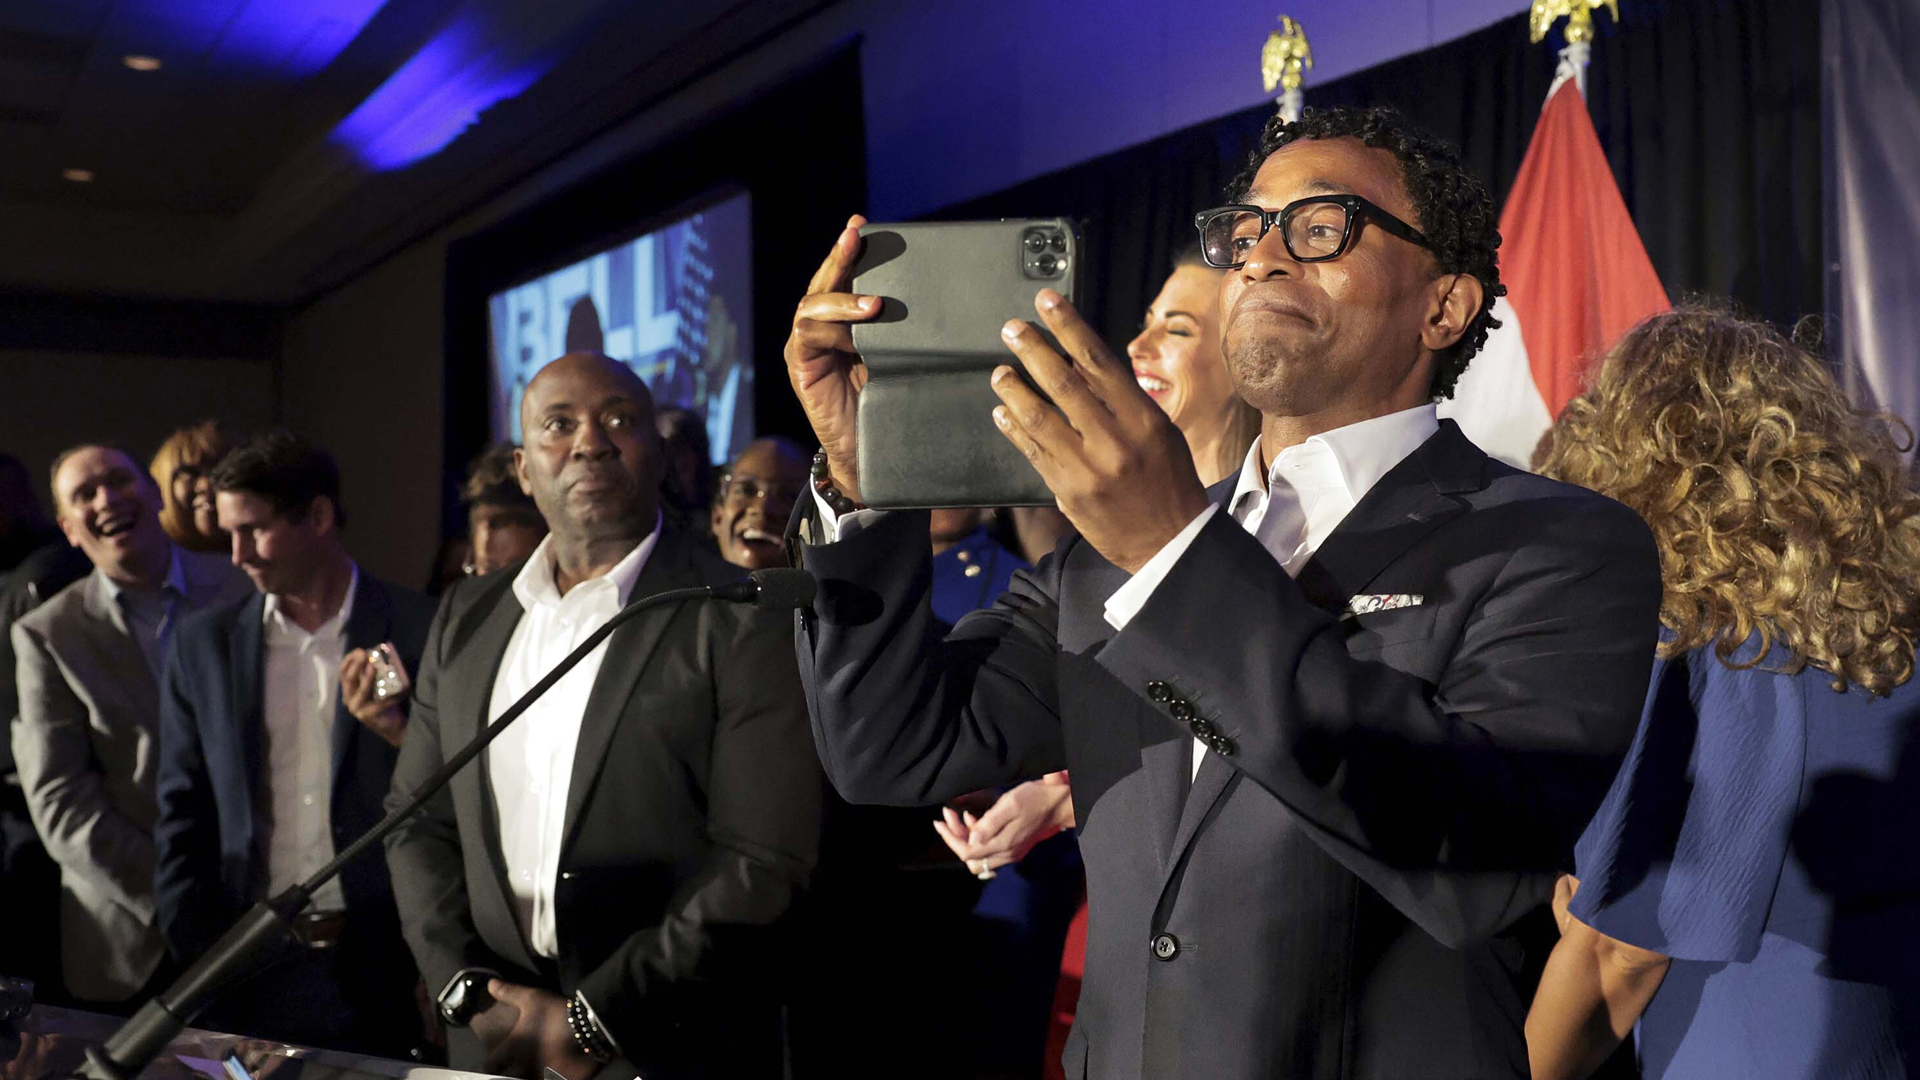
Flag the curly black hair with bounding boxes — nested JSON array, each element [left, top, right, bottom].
[[1229, 105, 1505, 400]]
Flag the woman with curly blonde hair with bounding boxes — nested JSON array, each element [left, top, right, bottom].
[[149, 420, 238, 553], [1526, 307, 1920, 1080]]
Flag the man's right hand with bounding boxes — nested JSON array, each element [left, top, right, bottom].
[[470, 997, 523, 1074], [785, 214, 881, 505]]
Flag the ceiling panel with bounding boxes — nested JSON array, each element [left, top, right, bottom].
[[0, 0, 114, 40], [0, 27, 89, 123], [0, 0, 833, 300]]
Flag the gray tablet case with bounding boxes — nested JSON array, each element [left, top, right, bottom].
[[851, 218, 1083, 509]]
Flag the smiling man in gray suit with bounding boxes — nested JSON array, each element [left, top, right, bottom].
[[10, 444, 248, 1005]]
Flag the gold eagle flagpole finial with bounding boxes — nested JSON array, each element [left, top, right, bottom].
[[1530, 0, 1622, 99], [1262, 15, 1313, 122], [1528, 0, 1620, 45]]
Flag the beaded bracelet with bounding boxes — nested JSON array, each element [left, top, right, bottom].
[[810, 449, 864, 516], [566, 991, 615, 1065]]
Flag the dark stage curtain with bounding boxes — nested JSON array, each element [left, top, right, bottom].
[[939, 0, 1821, 360]]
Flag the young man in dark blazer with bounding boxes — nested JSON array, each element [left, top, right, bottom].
[[384, 353, 823, 1080], [783, 107, 1664, 1080], [153, 431, 434, 1055]]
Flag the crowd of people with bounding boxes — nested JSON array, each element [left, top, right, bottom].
[[1, 104, 1916, 1080]]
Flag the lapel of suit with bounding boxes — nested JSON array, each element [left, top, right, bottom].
[[559, 528, 701, 856], [1155, 750, 1240, 908], [79, 572, 160, 712], [333, 572, 391, 786], [1291, 420, 1482, 616], [1135, 477, 1235, 885], [445, 573, 533, 965], [1139, 722, 1192, 873], [1132, 477, 1239, 872], [229, 592, 267, 842], [1151, 424, 1485, 903]]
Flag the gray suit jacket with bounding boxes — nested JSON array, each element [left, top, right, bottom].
[[9, 548, 248, 1000]]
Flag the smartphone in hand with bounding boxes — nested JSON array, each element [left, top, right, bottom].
[[850, 218, 1086, 509], [366, 642, 411, 704]]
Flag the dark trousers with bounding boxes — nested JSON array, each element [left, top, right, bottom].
[[197, 919, 420, 1059], [0, 791, 60, 991]]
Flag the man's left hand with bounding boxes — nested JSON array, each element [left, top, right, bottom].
[[990, 289, 1213, 575], [340, 647, 406, 748], [482, 980, 601, 1080]]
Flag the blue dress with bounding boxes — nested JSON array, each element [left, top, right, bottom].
[[1570, 634, 1920, 1078], [930, 526, 1024, 628]]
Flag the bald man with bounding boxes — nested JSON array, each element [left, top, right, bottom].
[[384, 354, 825, 1080]]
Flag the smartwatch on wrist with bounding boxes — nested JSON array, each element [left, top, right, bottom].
[[436, 967, 501, 1027]]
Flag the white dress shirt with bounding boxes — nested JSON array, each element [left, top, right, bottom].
[[1105, 404, 1439, 777], [487, 524, 659, 958], [260, 564, 359, 911], [809, 405, 1439, 780]]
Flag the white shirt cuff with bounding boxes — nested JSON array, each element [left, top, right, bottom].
[[1102, 504, 1219, 631], [809, 487, 884, 542]]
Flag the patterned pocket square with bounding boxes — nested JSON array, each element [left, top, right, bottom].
[[1342, 593, 1424, 618]]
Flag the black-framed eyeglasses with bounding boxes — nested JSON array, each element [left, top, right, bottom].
[[1192, 195, 1433, 269]]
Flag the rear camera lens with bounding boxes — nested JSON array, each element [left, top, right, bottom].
[[1036, 253, 1059, 275], [1025, 233, 1046, 252], [1047, 233, 1066, 253]]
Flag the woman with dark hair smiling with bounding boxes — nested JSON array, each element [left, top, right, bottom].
[[1528, 307, 1920, 1079]]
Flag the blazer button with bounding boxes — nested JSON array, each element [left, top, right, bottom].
[[1190, 718, 1216, 739], [1169, 700, 1194, 721], [1146, 681, 1172, 703], [1209, 735, 1237, 757], [1151, 933, 1179, 961]]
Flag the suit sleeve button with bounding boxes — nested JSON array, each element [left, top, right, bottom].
[[1209, 736, 1237, 757], [1146, 681, 1172, 703], [1190, 718, 1216, 739], [1169, 700, 1194, 720], [1151, 933, 1180, 961]]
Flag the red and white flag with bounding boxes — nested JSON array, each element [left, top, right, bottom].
[[1438, 48, 1670, 467]]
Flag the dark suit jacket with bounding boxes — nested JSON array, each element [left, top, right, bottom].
[[795, 421, 1663, 1080], [382, 527, 825, 1080], [152, 572, 435, 966]]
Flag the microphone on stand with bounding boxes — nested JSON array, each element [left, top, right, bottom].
[[76, 568, 817, 1080]]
